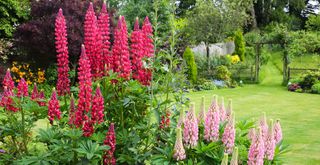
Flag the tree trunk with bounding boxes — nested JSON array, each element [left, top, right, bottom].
[[206, 44, 210, 70], [283, 50, 289, 85], [250, 3, 258, 30], [255, 44, 261, 83]]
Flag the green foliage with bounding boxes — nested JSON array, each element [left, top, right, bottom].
[[151, 106, 288, 164], [215, 65, 231, 82], [16, 128, 109, 164], [299, 71, 320, 90], [183, 47, 197, 84], [0, 0, 29, 38], [194, 78, 217, 91], [306, 15, 320, 31], [234, 30, 245, 61], [311, 83, 320, 94], [0, 96, 47, 164], [186, 0, 251, 46], [288, 31, 320, 57]]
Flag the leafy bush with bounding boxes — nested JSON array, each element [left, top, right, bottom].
[[183, 47, 197, 84], [14, 0, 101, 67], [194, 78, 217, 91], [306, 15, 320, 31], [0, 0, 29, 38], [234, 29, 245, 61], [299, 71, 320, 90], [215, 65, 231, 83], [311, 83, 320, 94]]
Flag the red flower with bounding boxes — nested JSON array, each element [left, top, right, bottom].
[[84, 3, 101, 78], [2, 69, 15, 90], [83, 118, 94, 137], [131, 18, 145, 83], [91, 85, 104, 124], [142, 16, 154, 58], [103, 123, 116, 165], [74, 45, 92, 128], [98, 2, 111, 75], [55, 8, 70, 96], [0, 87, 18, 112], [111, 16, 131, 80], [48, 89, 61, 125], [140, 17, 154, 86], [37, 90, 46, 106], [68, 94, 76, 126], [31, 83, 39, 100], [159, 111, 171, 129], [17, 78, 28, 97]]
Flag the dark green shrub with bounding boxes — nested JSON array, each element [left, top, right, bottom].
[[234, 29, 245, 61], [183, 47, 197, 84], [299, 71, 320, 90], [311, 83, 320, 94]]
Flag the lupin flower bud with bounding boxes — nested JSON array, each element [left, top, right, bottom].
[[274, 119, 283, 144], [183, 103, 198, 148], [48, 88, 61, 125], [177, 108, 185, 128], [31, 83, 39, 100], [173, 128, 186, 161], [226, 99, 232, 120], [219, 97, 226, 122], [204, 95, 220, 142], [83, 119, 94, 137], [2, 69, 15, 90], [0, 87, 18, 112], [55, 8, 70, 95], [248, 127, 265, 165], [17, 78, 28, 97], [84, 3, 99, 77], [37, 90, 46, 106], [98, 1, 111, 74], [230, 147, 238, 165], [198, 96, 206, 124], [91, 85, 104, 124], [103, 123, 116, 165], [221, 153, 229, 165], [222, 113, 235, 154], [265, 120, 276, 160], [111, 16, 131, 80]]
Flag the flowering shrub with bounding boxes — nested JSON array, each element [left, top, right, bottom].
[[288, 83, 301, 92], [10, 62, 45, 84], [152, 96, 287, 164]]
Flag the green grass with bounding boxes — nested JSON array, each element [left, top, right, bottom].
[[187, 53, 320, 164]]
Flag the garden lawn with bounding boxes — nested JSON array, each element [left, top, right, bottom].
[[187, 55, 320, 164]]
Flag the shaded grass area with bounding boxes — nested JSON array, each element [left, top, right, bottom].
[[187, 54, 320, 164]]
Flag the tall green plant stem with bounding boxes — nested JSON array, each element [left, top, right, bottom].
[[20, 97, 28, 154]]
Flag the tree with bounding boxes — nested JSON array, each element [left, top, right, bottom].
[[187, 0, 250, 69], [306, 14, 320, 31], [234, 30, 246, 61], [183, 47, 197, 84], [0, 0, 29, 38], [14, 0, 115, 68]]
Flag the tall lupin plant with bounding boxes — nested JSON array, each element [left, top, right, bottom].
[[131, 18, 144, 83], [111, 16, 131, 80], [84, 3, 101, 78], [55, 9, 70, 96], [74, 45, 92, 128], [98, 2, 111, 73]]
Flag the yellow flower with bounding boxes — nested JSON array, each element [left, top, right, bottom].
[[231, 55, 240, 64], [11, 66, 19, 73]]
